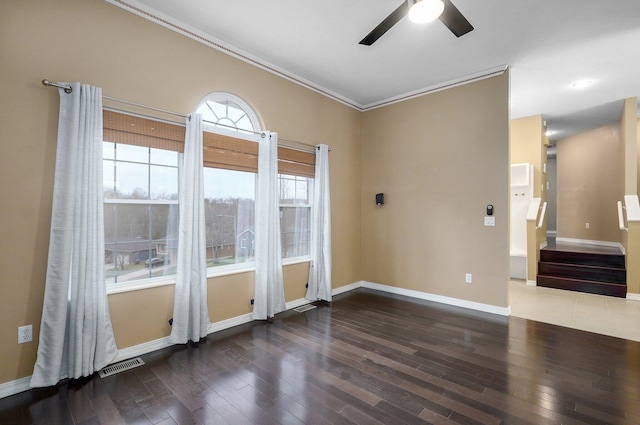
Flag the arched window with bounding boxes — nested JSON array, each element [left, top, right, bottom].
[[196, 92, 261, 134], [196, 92, 313, 267], [197, 93, 261, 271]]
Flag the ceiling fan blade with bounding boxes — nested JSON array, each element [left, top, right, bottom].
[[438, 0, 474, 37], [359, 1, 409, 46]]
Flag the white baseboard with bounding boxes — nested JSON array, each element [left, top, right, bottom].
[[112, 336, 173, 364], [1, 279, 513, 399], [0, 376, 31, 400], [627, 293, 640, 302], [208, 313, 254, 334], [361, 281, 511, 316], [526, 280, 537, 286], [332, 281, 363, 296], [285, 298, 312, 310]]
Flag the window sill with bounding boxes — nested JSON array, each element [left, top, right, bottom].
[[106, 257, 311, 295], [107, 276, 176, 295], [282, 256, 311, 266]]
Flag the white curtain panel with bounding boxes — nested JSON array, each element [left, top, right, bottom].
[[31, 83, 118, 387], [253, 132, 286, 320], [306, 144, 332, 302], [170, 113, 210, 344]]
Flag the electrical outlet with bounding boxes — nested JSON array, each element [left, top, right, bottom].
[[465, 273, 472, 284], [18, 325, 32, 344], [585, 222, 590, 229]]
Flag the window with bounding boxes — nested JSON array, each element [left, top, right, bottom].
[[278, 148, 315, 260], [198, 93, 260, 270], [197, 92, 317, 265], [279, 174, 312, 258], [103, 111, 182, 285]]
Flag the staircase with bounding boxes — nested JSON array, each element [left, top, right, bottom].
[[537, 248, 626, 298]]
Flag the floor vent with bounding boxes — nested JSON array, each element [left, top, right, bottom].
[[98, 357, 145, 378], [293, 304, 317, 313]]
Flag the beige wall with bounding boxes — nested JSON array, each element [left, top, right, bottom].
[[556, 124, 624, 242], [0, 0, 362, 384], [360, 73, 510, 308]]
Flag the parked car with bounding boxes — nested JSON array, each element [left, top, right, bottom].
[[144, 257, 167, 267]]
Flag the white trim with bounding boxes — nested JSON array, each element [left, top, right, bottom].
[[4, 280, 515, 399], [285, 298, 313, 311], [112, 336, 173, 363], [0, 376, 31, 399], [282, 257, 311, 267], [333, 281, 363, 296], [107, 276, 176, 295], [555, 237, 624, 251], [361, 65, 507, 111], [107, 260, 309, 296], [207, 264, 256, 279], [625, 195, 640, 222], [104, 198, 178, 205], [361, 281, 511, 316], [104, 0, 361, 111], [104, 0, 506, 113], [197, 92, 262, 133], [526, 198, 542, 222], [207, 313, 254, 334], [626, 293, 640, 301], [546, 230, 557, 238], [526, 280, 537, 287]]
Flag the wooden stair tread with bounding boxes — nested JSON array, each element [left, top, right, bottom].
[[537, 275, 627, 298], [537, 245, 626, 298]]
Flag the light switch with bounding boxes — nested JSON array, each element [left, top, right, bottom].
[[484, 216, 495, 226]]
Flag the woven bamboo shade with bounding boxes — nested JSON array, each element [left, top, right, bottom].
[[103, 110, 315, 176]]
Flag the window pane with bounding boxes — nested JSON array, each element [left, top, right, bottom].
[[115, 162, 149, 199], [149, 204, 179, 279], [281, 206, 310, 258], [105, 141, 179, 286], [105, 204, 152, 284], [150, 165, 178, 200], [203, 167, 256, 267], [280, 175, 296, 202], [103, 141, 115, 160], [279, 174, 311, 204], [103, 159, 116, 199], [105, 204, 178, 284], [226, 104, 246, 122], [207, 102, 226, 120], [116, 144, 148, 163], [236, 115, 253, 132], [150, 148, 178, 166]]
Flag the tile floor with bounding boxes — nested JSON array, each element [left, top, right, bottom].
[[509, 279, 640, 341]]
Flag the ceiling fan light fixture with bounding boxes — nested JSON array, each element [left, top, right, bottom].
[[408, 0, 445, 24]]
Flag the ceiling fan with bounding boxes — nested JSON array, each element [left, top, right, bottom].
[[359, 0, 474, 46]]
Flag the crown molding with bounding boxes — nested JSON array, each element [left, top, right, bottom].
[[105, 0, 507, 113]]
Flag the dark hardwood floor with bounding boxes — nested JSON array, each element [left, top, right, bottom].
[[3, 288, 640, 424]]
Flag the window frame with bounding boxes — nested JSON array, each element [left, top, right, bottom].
[[105, 93, 317, 295]]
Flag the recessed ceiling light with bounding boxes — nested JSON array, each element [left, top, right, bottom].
[[545, 130, 555, 136], [570, 79, 594, 89]]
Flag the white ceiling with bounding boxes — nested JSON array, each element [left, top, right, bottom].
[[113, 0, 640, 141]]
